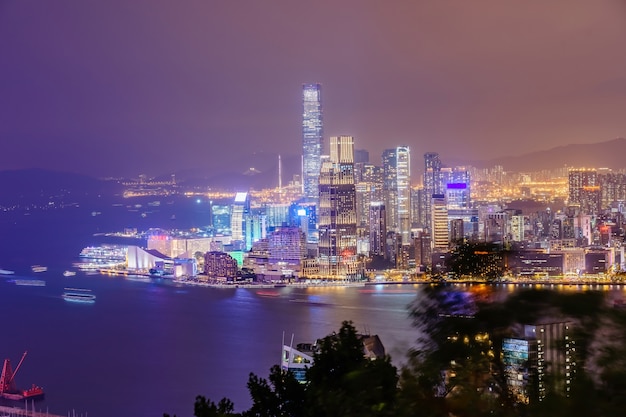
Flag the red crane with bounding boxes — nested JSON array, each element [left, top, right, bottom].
[[0, 351, 44, 400]]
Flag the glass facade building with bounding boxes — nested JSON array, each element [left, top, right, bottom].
[[318, 136, 361, 279], [302, 83, 323, 201]]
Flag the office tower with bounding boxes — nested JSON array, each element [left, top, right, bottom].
[[423, 152, 443, 231], [302, 83, 323, 200], [445, 168, 471, 210], [231, 192, 249, 243], [318, 136, 360, 279], [568, 169, 600, 215], [431, 194, 449, 250], [382, 146, 411, 245], [369, 202, 387, 257], [355, 164, 383, 235]]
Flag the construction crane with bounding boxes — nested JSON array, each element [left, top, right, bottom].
[[0, 351, 28, 394]]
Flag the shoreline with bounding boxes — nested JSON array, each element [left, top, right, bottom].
[[93, 269, 626, 289]]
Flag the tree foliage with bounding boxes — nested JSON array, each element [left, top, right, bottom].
[[166, 288, 626, 417], [447, 240, 506, 280]]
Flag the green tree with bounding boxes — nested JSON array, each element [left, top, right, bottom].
[[305, 321, 399, 417], [447, 241, 506, 281], [244, 365, 305, 417]]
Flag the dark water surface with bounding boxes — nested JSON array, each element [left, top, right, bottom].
[[0, 197, 419, 416]]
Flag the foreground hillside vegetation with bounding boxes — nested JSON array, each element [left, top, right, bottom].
[[164, 286, 626, 417]]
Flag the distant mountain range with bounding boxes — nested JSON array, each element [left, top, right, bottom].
[[1, 139, 624, 199], [451, 137, 626, 172]]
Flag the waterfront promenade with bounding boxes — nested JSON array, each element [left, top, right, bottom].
[[95, 267, 626, 289]]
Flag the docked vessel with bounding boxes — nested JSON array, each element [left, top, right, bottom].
[[0, 351, 44, 401], [30, 265, 47, 273], [63, 288, 96, 303]]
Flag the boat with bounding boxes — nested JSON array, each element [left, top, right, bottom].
[[0, 351, 44, 401], [63, 288, 96, 303], [13, 279, 45, 287], [30, 265, 47, 273], [0, 269, 15, 275], [63, 270, 77, 277]]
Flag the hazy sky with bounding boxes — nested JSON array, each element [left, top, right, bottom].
[[1, 0, 625, 177]]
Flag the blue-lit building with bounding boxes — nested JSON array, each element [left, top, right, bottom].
[[423, 152, 444, 231], [302, 83, 323, 201], [445, 168, 471, 210]]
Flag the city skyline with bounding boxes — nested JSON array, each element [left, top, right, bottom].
[[1, 1, 626, 178]]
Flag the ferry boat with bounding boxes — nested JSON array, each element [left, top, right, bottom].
[[13, 279, 46, 287], [30, 265, 47, 273], [62, 288, 96, 303], [63, 270, 77, 277]]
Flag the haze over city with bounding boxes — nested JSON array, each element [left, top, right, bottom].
[[2, 0, 626, 177]]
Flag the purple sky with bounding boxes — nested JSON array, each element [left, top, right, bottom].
[[1, 0, 625, 177]]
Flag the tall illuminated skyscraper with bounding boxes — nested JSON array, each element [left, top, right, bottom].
[[423, 152, 443, 231], [382, 146, 411, 245], [302, 83, 323, 200], [318, 136, 360, 279]]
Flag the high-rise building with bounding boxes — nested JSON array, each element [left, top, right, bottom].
[[302, 83, 323, 200], [368, 202, 387, 257], [355, 164, 383, 236], [445, 168, 471, 210], [231, 192, 250, 243], [568, 169, 600, 215], [318, 136, 361, 279], [431, 194, 449, 250], [382, 146, 411, 245], [423, 152, 443, 231]]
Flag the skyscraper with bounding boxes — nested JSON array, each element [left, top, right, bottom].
[[382, 146, 411, 245], [318, 136, 360, 279], [302, 83, 323, 200], [423, 152, 443, 231]]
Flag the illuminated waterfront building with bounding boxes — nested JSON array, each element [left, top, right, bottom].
[[267, 226, 307, 277], [231, 192, 250, 243], [147, 235, 232, 258], [317, 136, 361, 279], [302, 83, 323, 201], [382, 146, 411, 245], [204, 251, 238, 280]]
